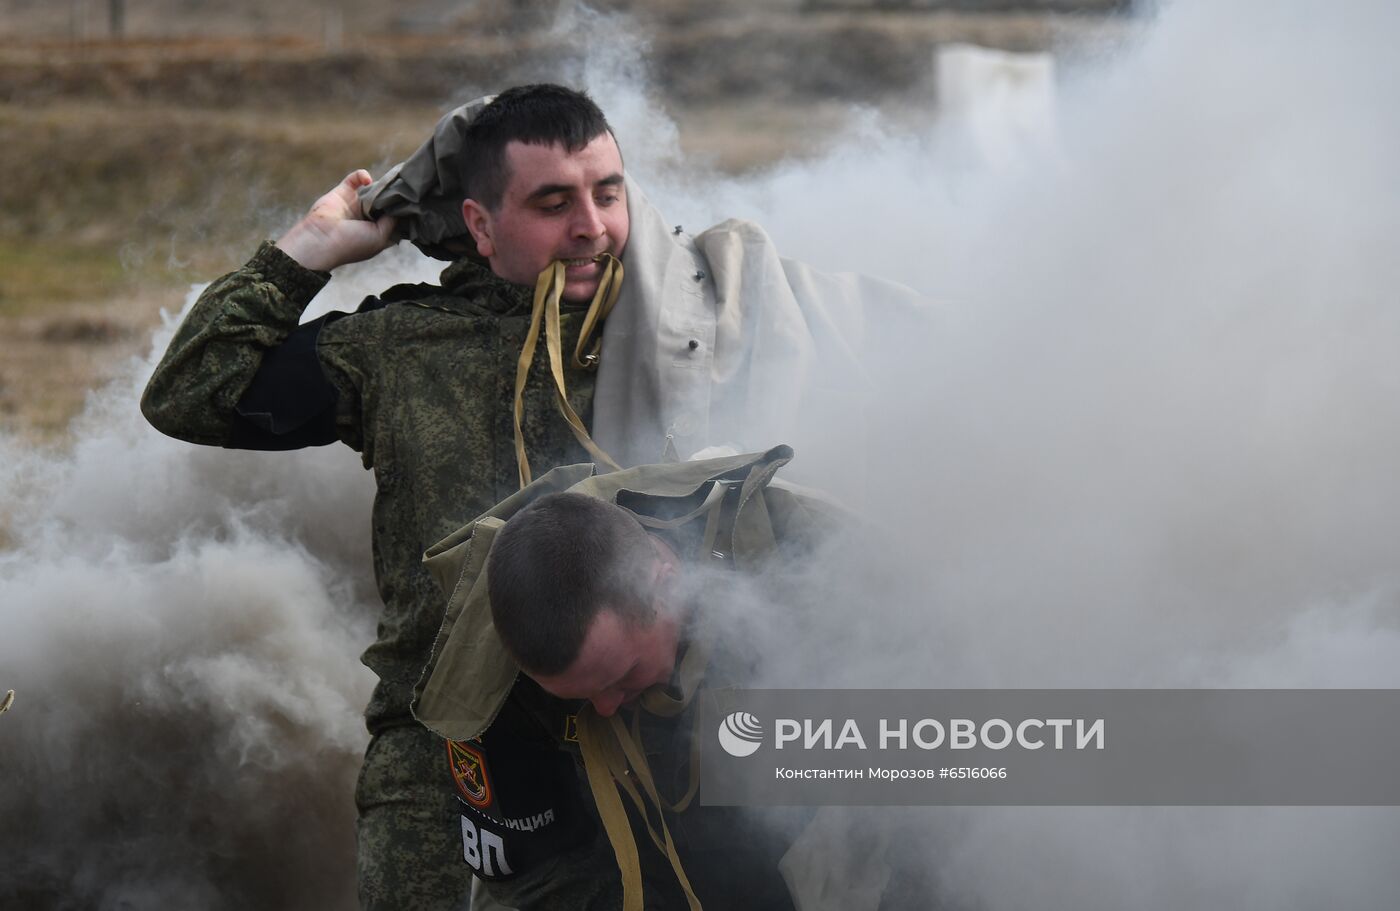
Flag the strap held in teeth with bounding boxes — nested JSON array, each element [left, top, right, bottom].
[[513, 256, 625, 488]]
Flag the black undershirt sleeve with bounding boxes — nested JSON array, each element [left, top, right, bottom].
[[226, 312, 346, 451]]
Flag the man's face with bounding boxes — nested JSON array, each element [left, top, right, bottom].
[[531, 608, 680, 718], [462, 132, 630, 304]]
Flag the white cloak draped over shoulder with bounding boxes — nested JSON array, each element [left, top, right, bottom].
[[594, 178, 935, 485]]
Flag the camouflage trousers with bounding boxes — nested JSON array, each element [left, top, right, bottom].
[[355, 723, 476, 911]]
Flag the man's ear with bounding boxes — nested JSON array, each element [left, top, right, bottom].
[[462, 199, 495, 259], [649, 539, 682, 613]]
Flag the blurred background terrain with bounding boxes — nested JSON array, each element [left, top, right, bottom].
[[0, 0, 1129, 440]]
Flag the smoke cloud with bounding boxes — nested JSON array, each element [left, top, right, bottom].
[[5, 0, 1400, 907], [682, 0, 1400, 907], [0, 257, 420, 907]]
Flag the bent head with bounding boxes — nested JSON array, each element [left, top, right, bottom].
[[459, 84, 630, 303], [532, 605, 680, 718], [488, 493, 681, 717]]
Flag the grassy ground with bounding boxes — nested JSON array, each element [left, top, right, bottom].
[[0, 238, 134, 317], [0, 97, 437, 441]]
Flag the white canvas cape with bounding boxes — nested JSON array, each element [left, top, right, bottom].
[[593, 178, 935, 488]]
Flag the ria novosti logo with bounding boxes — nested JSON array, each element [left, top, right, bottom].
[[717, 712, 764, 757]]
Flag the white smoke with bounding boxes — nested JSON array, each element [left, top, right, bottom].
[[663, 0, 1400, 907], [0, 261, 412, 907], [663, 0, 1400, 691], [6, 0, 1400, 906]]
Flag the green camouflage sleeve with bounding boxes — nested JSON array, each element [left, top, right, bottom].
[[314, 318, 377, 463], [140, 241, 331, 446]]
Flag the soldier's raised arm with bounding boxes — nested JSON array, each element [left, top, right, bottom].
[[140, 170, 396, 448]]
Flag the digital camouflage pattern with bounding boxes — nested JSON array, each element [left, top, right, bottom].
[[143, 242, 599, 730], [355, 725, 475, 911], [142, 241, 603, 909]]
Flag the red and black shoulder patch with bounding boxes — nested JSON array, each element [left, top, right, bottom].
[[446, 739, 492, 809]]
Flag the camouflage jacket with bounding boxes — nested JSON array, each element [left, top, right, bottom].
[[142, 242, 599, 730]]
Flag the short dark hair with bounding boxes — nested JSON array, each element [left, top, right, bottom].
[[460, 84, 615, 211], [488, 493, 655, 675]]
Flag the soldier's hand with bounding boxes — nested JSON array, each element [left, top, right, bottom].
[[275, 170, 399, 272]]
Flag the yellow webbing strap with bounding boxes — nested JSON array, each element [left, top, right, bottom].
[[575, 494, 728, 909], [578, 711, 647, 911], [513, 256, 625, 488], [576, 655, 708, 911]]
